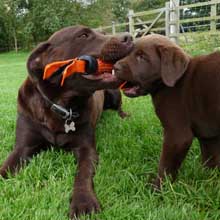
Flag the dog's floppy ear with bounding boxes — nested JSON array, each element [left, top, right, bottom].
[[158, 45, 190, 87], [27, 41, 51, 80]]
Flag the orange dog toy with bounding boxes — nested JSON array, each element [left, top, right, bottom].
[[43, 55, 113, 86]]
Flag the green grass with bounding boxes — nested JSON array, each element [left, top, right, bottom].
[[179, 32, 220, 56], [1, 52, 220, 220]]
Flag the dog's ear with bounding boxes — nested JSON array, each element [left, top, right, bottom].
[[27, 41, 51, 80], [158, 45, 190, 87]]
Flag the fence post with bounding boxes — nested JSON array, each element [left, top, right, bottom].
[[112, 21, 116, 35], [165, 2, 170, 38], [128, 9, 135, 37], [211, 0, 217, 32], [169, 0, 179, 44]]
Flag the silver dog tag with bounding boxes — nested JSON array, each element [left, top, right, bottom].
[[64, 120, 76, 133]]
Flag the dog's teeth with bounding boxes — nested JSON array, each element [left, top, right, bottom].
[[112, 69, 115, 75]]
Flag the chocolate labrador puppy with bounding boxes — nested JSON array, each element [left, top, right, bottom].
[[0, 25, 133, 218], [114, 34, 220, 189]]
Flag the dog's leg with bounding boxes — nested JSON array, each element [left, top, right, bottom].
[[0, 145, 42, 178], [117, 102, 129, 119], [104, 89, 129, 119], [0, 116, 47, 178], [152, 128, 193, 190], [199, 137, 220, 168], [69, 135, 100, 218]]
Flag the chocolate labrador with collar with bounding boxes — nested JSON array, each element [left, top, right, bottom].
[[114, 34, 220, 189], [0, 25, 133, 218]]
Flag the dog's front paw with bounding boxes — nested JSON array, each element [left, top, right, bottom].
[[150, 176, 162, 192], [0, 167, 8, 179], [69, 191, 101, 219], [118, 111, 130, 119]]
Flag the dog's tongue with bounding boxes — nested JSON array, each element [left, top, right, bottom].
[[123, 86, 139, 97]]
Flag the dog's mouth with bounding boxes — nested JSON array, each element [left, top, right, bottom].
[[43, 38, 134, 87], [82, 71, 120, 84], [118, 81, 142, 97], [81, 42, 133, 84]]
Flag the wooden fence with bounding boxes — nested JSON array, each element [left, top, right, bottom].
[[96, 0, 220, 44]]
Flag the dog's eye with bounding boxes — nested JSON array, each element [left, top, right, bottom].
[[135, 50, 149, 63], [79, 33, 89, 38], [136, 53, 145, 62]]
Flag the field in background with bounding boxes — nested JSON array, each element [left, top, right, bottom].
[[179, 32, 220, 55], [0, 52, 220, 220]]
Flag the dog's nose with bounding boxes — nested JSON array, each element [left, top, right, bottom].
[[120, 33, 133, 44]]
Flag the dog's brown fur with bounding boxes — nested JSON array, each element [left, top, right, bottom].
[[114, 34, 220, 189], [0, 25, 133, 218]]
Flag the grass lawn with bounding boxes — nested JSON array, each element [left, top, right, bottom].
[[0, 52, 220, 220]]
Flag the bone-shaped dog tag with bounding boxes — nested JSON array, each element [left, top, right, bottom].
[[64, 120, 76, 133]]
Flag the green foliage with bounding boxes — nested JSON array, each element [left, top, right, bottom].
[[22, 0, 82, 44], [112, 0, 131, 22], [0, 0, 17, 51], [0, 0, 168, 52], [78, 0, 113, 27], [0, 9, 9, 51], [0, 0, 109, 50], [131, 0, 165, 12]]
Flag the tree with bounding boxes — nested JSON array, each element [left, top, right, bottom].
[[112, 0, 130, 22], [0, 0, 23, 52], [0, 1, 9, 51], [131, 0, 165, 11], [21, 0, 83, 45], [1, 0, 170, 52]]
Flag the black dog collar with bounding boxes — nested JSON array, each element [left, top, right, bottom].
[[37, 86, 80, 120]]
